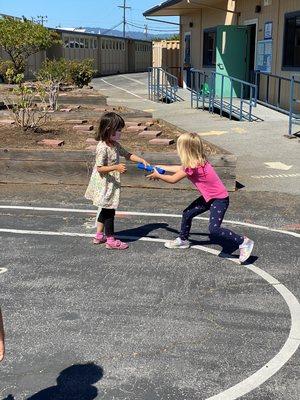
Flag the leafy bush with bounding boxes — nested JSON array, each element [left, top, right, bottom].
[[37, 59, 71, 110], [4, 77, 49, 131], [68, 59, 95, 88], [0, 60, 18, 83]]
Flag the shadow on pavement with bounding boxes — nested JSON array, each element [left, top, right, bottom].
[[117, 223, 169, 242], [13, 363, 104, 400]]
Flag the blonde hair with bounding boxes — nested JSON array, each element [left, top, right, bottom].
[[177, 132, 206, 168]]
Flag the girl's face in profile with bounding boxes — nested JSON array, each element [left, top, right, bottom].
[[110, 130, 122, 142]]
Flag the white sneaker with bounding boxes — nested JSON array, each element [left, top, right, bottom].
[[164, 237, 190, 249], [239, 237, 254, 263]]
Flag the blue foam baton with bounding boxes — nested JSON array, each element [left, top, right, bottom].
[[137, 163, 166, 175]]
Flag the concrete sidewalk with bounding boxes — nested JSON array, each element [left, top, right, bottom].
[[92, 73, 300, 195]]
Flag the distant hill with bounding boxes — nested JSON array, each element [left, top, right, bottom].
[[60, 26, 178, 41]]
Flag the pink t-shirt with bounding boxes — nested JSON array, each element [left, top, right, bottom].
[[184, 162, 228, 202]]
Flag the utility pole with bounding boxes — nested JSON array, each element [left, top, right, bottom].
[[36, 15, 48, 25], [144, 24, 148, 39], [118, 0, 131, 38]]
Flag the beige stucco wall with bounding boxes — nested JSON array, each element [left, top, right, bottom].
[[180, 0, 300, 109]]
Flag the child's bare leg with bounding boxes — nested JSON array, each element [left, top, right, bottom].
[[97, 222, 104, 234]]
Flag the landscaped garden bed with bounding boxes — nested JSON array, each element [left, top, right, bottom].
[[0, 85, 237, 190]]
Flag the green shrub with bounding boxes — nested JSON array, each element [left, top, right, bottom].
[[0, 60, 18, 83], [69, 59, 95, 88]]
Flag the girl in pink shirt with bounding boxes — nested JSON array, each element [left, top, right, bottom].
[[148, 132, 254, 263]]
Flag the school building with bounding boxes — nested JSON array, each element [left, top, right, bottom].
[[0, 15, 152, 79], [144, 0, 300, 111]]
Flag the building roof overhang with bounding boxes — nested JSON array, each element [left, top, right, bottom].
[[144, 0, 239, 17]]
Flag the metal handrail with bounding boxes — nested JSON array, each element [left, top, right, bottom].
[[166, 66, 183, 86], [211, 72, 258, 121], [190, 68, 211, 110], [289, 75, 300, 137], [191, 70, 258, 121], [255, 71, 300, 115], [148, 67, 179, 103]]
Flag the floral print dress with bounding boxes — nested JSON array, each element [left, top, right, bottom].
[[85, 141, 131, 209]]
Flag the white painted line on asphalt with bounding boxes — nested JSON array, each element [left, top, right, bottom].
[[0, 227, 300, 400], [119, 75, 146, 85], [251, 173, 300, 179], [0, 267, 7, 275], [264, 162, 292, 171], [198, 131, 227, 136], [0, 206, 299, 238], [100, 78, 144, 99]]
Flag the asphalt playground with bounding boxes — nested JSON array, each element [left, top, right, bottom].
[[0, 184, 299, 400]]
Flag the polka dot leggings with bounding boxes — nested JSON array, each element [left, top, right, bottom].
[[180, 196, 244, 245]]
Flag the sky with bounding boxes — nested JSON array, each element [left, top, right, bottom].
[[1, 0, 179, 34]]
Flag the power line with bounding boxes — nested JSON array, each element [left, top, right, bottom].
[[102, 21, 123, 35], [127, 22, 178, 32]]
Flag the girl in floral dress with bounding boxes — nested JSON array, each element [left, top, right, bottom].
[[85, 112, 149, 250]]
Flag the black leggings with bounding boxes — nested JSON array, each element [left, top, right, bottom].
[[98, 208, 115, 237]]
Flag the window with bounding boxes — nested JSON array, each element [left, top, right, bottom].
[[64, 38, 70, 48], [283, 12, 300, 69], [85, 39, 89, 49], [203, 28, 216, 67], [94, 39, 97, 49]]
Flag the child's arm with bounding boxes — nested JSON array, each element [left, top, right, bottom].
[[155, 165, 182, 173], [97, 165, 126, 174], [147, 169, 187, 184], [0, 308, 5, 362], [129, 154, 149, 167]]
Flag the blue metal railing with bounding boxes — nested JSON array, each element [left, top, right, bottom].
[[148, 67, 179, 103], [254, 71, 300, 137], [255, 71, 295, 113], [211, 72, 258, 121], [289, 75, 300, 137], [190, 70, 258, 122], [166, 66, 183, 86], [190, 69, 211, 110]]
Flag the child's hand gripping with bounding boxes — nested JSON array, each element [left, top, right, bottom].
[[147, 168, 161, 181]]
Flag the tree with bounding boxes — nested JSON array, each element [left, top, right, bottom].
[[168, 34, 180, 41], [0, 16, 61, 75]]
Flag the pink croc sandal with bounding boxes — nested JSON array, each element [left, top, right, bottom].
[[93, 233, 107, 245], [106, 238, 129, 250]]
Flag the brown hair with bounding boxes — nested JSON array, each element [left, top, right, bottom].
[[95, 112, 125, 142]]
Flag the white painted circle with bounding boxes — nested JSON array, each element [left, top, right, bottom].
[[0, 205, 299, 398]]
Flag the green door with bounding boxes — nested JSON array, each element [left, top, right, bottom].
[[215, 25, 250, 97]]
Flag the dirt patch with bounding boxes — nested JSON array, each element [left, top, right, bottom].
[[0, 111, 222, 156], [0, 85, 222, 156]]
